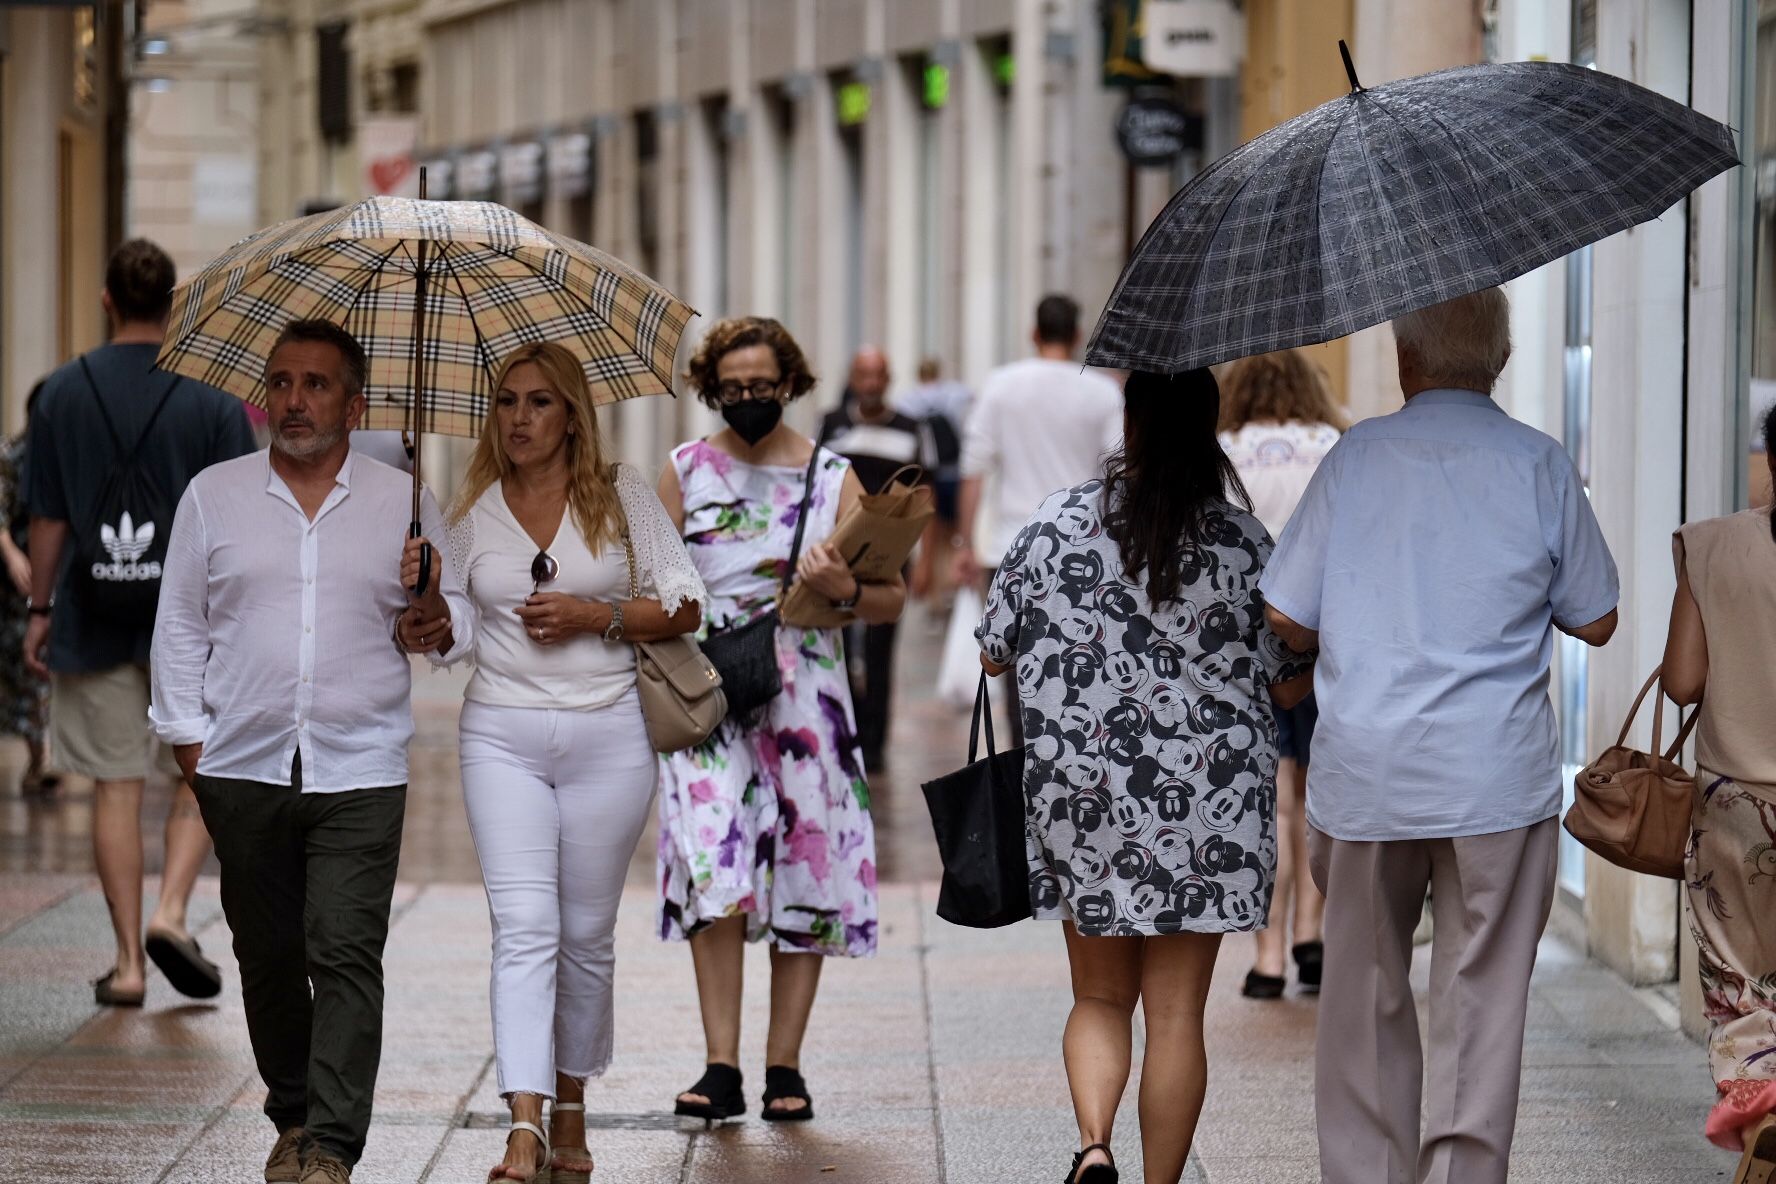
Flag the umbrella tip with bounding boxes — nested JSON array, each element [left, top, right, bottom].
[[1339, 39, 1364, 93]]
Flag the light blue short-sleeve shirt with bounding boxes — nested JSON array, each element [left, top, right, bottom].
[[1261, 389, 1619, 841]]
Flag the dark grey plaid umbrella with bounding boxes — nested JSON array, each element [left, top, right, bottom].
[[1086, 45, 1739, 373]]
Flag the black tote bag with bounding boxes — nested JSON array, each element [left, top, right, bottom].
[[920, 671, 1031, 928]]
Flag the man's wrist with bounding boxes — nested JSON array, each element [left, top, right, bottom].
[[27, 600, 52, 616]]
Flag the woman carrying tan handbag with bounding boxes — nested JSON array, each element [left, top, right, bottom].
[[421, 342, 708, 1182], [1659, 409, 1776, 1184]]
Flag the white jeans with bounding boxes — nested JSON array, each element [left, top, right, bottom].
[[459, 693, 657, 1098]]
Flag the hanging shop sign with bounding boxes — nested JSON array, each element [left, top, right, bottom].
[[1101, 0, 1165, 88], [1141, 0, 1245, 78], [455, 148, 498, 200], [547, 130, 594, 199], [1115, 93, 1203, 166], [498, 140, 544, 207], [361, 117, 420, 197]]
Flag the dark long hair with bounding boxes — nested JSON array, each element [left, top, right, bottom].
[[1765, 408, 1775, 543], [1102, 369, 1250, 604]]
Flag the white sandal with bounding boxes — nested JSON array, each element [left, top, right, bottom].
[[548, 1101, 595, 1174], [487, 1120, 547, 1182]]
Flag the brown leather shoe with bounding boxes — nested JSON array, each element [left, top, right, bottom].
[[298, 1151, 351, 1184], [264, 1127, 305, 1184]]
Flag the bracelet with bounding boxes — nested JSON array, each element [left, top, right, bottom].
[[831, 579, 861, 613], [27, 602, 52, 617]]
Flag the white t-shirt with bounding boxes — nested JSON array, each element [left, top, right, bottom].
[[960, 358, 1124, 562], [446, 464, 707, 712], [1218, 420, 1341, 540]]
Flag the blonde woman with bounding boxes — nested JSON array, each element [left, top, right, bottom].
[[413, 342, 706, 1182], [1217, 349, 1344, 999]]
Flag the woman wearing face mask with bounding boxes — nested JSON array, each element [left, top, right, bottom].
[[655, 316, 905, 1124], [417, 342, 706, 1182]]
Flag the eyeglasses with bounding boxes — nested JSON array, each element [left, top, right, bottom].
[[531, 550, 559, 594], [714, 378, 785, 406]]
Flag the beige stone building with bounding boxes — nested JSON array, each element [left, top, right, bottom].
[[1, 2, 126, 434]]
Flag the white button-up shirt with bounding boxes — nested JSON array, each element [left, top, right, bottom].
[[149, 450, 471, 793]]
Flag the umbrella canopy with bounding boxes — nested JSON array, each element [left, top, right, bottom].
[[1086, 52, 1739, 373], [157, 196, 695, 437]]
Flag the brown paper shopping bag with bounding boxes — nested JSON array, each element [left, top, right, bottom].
[[779, 465, 936, 628]]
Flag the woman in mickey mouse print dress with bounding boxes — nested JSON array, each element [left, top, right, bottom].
[[977, 368, 1313, 1184]]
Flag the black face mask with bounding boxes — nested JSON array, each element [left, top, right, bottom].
[[722, 398, 783, 445]]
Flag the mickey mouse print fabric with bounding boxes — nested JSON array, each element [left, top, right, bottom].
[[977, 481, 1312, 937]]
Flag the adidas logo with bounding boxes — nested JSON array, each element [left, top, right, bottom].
[[92, 513, 161, 583]]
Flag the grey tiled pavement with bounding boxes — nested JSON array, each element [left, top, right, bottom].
[[0, 607, 1741, 1181]]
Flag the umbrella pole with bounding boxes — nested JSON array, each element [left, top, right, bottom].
[[409, 168, 433, 597]]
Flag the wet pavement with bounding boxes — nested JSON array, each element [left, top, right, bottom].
[[0, 605, 1738, 1182]]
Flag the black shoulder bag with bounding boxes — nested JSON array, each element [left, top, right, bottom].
[[72, 357, 182, 626], [700, 436, 825, 722]]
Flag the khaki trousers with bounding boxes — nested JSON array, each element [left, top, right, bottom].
[[1307, 816, 1557, 1184]]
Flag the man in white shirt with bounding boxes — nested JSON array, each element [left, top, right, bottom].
[[149, 320, 469, 1184], [953, 295, 1123, 743], [953, 294, 1124, 586]]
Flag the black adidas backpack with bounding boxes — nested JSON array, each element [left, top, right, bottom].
[[73, 356, 181, 626]]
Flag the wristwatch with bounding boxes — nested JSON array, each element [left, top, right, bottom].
[[26, 602, 52, 617], [831, 579, 861, 613], [603, 602, 626, 642]]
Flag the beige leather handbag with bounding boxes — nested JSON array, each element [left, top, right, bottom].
[[1563, 667, 1699, 879], [618, 525, 726, 754]]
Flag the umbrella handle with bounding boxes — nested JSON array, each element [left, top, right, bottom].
[[410, 521, 433, 599]]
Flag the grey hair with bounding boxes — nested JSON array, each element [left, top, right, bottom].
[[1391, 287, 1512, 392]]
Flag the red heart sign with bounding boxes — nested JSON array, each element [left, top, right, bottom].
[[370, 156, 414, 195]]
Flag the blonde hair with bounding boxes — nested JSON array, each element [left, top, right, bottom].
[[448, 342, 622, 553], [1391, 287, 1512, 392], [1217, 349, 1346, 434]]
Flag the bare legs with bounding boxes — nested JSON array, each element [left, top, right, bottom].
[[93, 777, 211, 994], [1062, 923, 1224, 1184], [498, 1092, 546, 1178], [676, 916, 824, 1115], [1251, 758, 1321, 978]]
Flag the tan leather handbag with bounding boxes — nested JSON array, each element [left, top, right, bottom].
[[618, 525, 726, 754], [1563, 667, 1699, 879]]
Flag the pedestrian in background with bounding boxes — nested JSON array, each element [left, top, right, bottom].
[[436, 342, 705, 1182], [955, 294, 1123, 742], [657, 317, 904, 1125], [150, 319, 469, 1184], [1263, 288, 1620, 1184], [25, 238, 256, 1006], [978, 368, 1314, 1184], [1660, 408, 1776, 1184], [1, 382, 57, 795], [1216, 349, 1345, 999], [899, 356, 971, 608], [821, 345, 934, 771]]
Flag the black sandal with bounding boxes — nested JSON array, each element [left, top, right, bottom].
[[1065, 1142, 1118, 1183], [1292, 940, 1324, 992], [674, 1062, 745, 1122], [1241, 969, 1286, 999], [760, 1065, 814, 1122]]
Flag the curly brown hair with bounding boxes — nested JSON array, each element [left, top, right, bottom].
[[1217, 349, 1347, 434], [685, 316, 818, 409]]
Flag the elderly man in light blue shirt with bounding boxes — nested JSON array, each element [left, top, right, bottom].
[[1263, 287, 1618, 1184]]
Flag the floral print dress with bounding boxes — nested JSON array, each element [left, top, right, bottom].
[[656, 440, 877, 957], [978, 482, 1311, 937]]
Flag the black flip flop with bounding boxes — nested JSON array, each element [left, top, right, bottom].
[[674, 1062, 746, 1122], [146, 930, 223, 999], [93, 970, 144, 1008], [761, 1065, 814, 1122]]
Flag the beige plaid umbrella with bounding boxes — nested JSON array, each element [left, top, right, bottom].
[[157, 191, 694, 592]]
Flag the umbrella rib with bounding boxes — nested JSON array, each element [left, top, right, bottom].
[[431, 240, 502, 400], [1369, 93, 1509, 283], [339, 239, 414, 342]]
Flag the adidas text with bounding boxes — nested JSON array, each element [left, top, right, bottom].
[[90, 561, 163, 582]]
